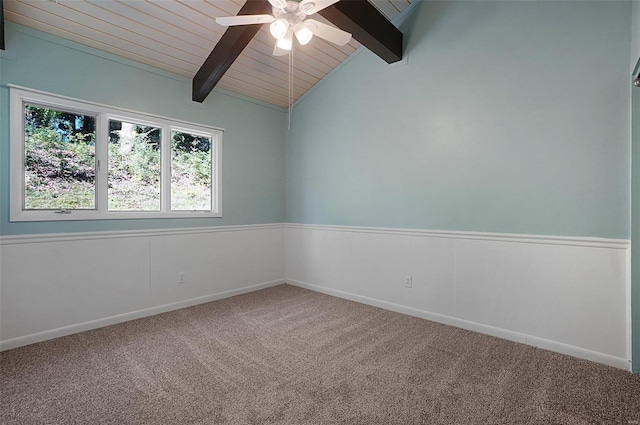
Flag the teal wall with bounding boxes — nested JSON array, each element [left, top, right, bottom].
[[633, 84, 639, 374], [632, 0, 640, 375], [633, 0, 640, 66], [0, 23, 286, 235], [286, 0, 631, 239]]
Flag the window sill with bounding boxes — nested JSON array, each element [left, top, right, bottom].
[[10, 210, 223, 222]]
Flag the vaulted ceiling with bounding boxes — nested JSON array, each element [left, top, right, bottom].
[[3, 0, 413, 108]]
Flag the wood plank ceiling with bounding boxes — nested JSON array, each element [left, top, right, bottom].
[[3, 0, 412, 108]]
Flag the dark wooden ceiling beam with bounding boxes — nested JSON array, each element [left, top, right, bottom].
[[192, 0, 272, 103], [318, 0, 402, 64]]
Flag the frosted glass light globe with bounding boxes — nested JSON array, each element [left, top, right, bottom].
[[270, 19, 289, 40], [294, 22, 313, 45], [276, 28, 293, 50]]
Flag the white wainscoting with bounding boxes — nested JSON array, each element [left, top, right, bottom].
[[285, 224, 631, 370], [1, 222, 631, 370], [0, 224, 285, 351]]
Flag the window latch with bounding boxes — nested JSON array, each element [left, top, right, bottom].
[[54, 209, 72, 214]]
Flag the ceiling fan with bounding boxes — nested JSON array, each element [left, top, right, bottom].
[[215, 0, 352, 56], [193, 0, 403, 103]]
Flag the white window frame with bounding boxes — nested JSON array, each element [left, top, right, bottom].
[[9, 85, 223, 222]]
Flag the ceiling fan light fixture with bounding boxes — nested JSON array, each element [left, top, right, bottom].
[[294, 22, 313, 45], [276, 28, 294, 50], [270, 18, 290, 39]]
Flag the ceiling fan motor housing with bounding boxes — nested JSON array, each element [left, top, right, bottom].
[[273, 1, 309, 24]]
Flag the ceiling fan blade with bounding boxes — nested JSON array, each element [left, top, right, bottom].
[[304, 19, 351, 46], [299, 0, 340, 15], [268, 0, 288, 10], [215, 14, 274, 27], [273, 41, 288, 56]]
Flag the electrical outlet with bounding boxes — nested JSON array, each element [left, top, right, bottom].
[[404, 275, 412, 288], [178, 272, 185, 285]]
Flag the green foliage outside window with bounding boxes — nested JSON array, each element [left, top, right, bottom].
[[24, 105, 214, 212], [171, 131, 212, 211], [108, 121, 161, 211], [24, 105, 96, 209]]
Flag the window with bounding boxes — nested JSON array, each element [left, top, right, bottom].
[[108, 119, 162, 212], [171, 129, 213, 211], [23, 104, 97, 211], [10, 86, 222, 221]]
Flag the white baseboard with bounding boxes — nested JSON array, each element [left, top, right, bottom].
[[287, 279, 630, 371], [0, 279, 285, 352]]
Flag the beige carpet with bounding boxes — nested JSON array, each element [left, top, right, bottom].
[[1, 284, 639, 424]]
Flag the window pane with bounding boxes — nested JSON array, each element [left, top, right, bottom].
[[171, 130, 212, 211], [24, 104, 96, 210], [108, 120, 161, 211]]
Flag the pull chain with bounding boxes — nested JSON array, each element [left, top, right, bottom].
[[288, 48, 293, 130]]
